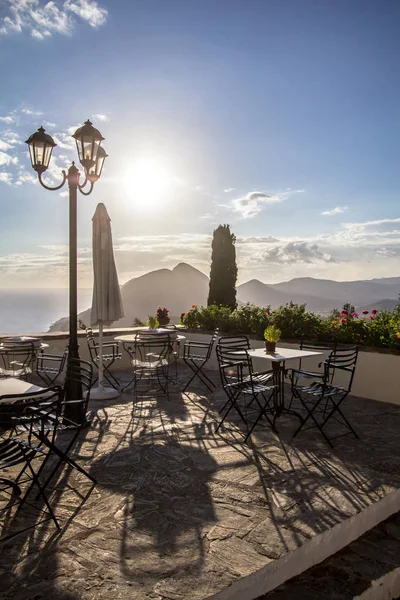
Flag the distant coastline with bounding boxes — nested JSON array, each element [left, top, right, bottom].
[[0, 289, 92, 335]]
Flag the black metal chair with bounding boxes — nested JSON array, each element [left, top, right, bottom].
[[182, 329, 219, 392], [86, 327, 121, 390], [122, 332, 175, 396], [0, 341, 37, 381], [215, 344, 276, 442], [216, 335, 251, 351], [0, 385, 64, 538], [287, 335, 337, 410], [36, 349, 68, 386], [289, 345, 359, 447], [31, 358, 96, 492]]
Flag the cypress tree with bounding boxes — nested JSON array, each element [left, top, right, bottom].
[[207, 224, 237, 310]]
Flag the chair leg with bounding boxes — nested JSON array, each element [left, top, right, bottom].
[[244, 392, 276, 442], [36, 432, 96, 484], [321, 396, 359, 439], [183, 360, 215, 393], [292, 394, 334, 447]]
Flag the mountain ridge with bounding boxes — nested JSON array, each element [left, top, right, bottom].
[[48, 263, 400, 332]]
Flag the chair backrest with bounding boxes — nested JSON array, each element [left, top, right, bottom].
[[133, 332, 174, 363], [216, 344, 252, 389], [205, 328, 220, 360], [324, 345, 359, 390], [217, 335, 250, 350], [300, 334, 337, 351], [0, 385, 63, 433], [86, 327, 96, 349], [65, 358, 93, 396], [0, 341, 37, 377]]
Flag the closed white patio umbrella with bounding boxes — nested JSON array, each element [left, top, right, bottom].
[[90, 202, 124, 399]]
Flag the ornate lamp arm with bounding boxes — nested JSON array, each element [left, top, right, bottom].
[[78, 172, 88, 190], [79, 181, 94, 196], [38, 170, 67, 191]]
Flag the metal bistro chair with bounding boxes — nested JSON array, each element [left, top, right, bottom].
[[29, 358, 96, 492], [36, 349, 68, 386], [215, 343, 276, 442], [0, 341, 37, 381], [0, 385, 64, 537], [289, 345, 359, 447], [86, 327, 122, 390], [182, 329, 219, 392], [122, 332, 174, 396], [287, 335, 337, 410]]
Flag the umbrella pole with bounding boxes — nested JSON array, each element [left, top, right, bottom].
[[90, 323, 120, 400], [98, 323, 104, 391]]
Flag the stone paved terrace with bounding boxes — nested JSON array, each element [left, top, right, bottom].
[[1, 367, 400, 600]]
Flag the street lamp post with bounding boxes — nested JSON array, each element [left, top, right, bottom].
[[26, 121, 107, 424]]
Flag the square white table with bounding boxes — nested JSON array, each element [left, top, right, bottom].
[[242, 347, 324, 421]]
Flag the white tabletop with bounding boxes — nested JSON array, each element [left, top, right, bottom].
[[243, 347, 324, 363], [0, 378, 47, 402], [0, 342, 49, 350], [115, 333, 186, 343]]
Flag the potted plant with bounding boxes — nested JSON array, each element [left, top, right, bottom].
[[264, 325, 281, 353], [156, 306, 170, 327], [146, 315, 159, 329]]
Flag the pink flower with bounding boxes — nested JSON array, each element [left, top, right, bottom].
[[341, 309, 348, 315], [362, 310, 369, 315], [371, 309, 378, 315], [352, 312, 359, 318]]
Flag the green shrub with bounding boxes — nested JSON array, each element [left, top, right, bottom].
[[179, 302, 400, 350]]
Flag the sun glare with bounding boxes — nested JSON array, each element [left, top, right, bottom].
[[122, 157, 175, 210]]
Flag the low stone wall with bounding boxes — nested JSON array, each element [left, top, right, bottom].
[[4, 327, 399, 406]]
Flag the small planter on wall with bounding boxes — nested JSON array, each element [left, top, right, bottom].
[[158, 317, 170, 327]]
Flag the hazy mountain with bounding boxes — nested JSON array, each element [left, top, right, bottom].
[[366, 277, 400, 286], [48, 264, 400, 332], [48, 263, 209, 332], [357, 299, 399, 313], [269, 277, 400, 306], [237, 279, 339, 313]]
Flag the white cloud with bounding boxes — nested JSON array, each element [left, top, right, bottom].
[[0, 115, 16, 124], [65, 0, 108, 27], [92, 113, 109, 122], [321, 206, 349, 216], [0, 140, 12, 151], [21, 107, 44, 116], [14, 170, 37, 185], [233, 189, 304, 218], [260, 241, 337, 265], [224, 188, 236, 193], [0, 151, 18, 166], [0, 172, 13, 185], [0, 0, 108, 39], [1, 130, 22, 145]]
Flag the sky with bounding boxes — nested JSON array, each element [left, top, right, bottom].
[[0, 0, 400, 289]]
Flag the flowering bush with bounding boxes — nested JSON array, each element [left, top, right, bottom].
[[179, 302, 400, 350]]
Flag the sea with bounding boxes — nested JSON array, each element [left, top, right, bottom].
[[0, 289, 93, 334]]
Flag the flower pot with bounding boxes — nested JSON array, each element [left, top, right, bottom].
[[158, 316, 170, 327], [265, 341, 276, 353]]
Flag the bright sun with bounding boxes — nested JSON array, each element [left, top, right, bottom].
[[122, 157, 174, 210]]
